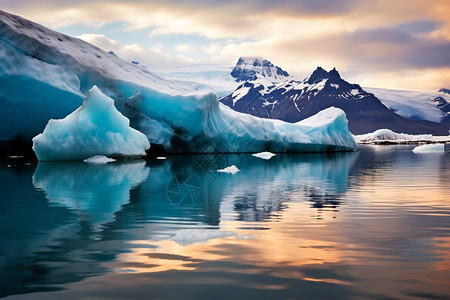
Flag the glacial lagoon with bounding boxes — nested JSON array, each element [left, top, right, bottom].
[[1, 145, 449, 299]]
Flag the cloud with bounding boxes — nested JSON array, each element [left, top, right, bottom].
[[76, 34, 192, 68], [2, 0, 450, 90], [174, 43, 194, 53]]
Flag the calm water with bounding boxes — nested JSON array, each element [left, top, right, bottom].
[[1, 145, 449, 300]]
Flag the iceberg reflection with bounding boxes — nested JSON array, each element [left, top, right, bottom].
[[33, 161, 150, 230]]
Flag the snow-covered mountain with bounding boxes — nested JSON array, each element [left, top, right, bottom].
[[364, 87, 450, 124], [220, 66, 450, 135], [439, 88, 450, 95], [231, 57, 291, 82], [0, 10, 358, 155]]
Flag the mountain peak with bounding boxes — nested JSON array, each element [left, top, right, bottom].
[[328, 67, 341, 80], [439, 88, 450, 95], [231, 57, 290, 82], [307, 67, 341, 84]]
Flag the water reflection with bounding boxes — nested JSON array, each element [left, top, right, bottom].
[[1, 147, 449, 299], [33, 161, 150, 232]]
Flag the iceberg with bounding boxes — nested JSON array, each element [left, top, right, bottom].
[[412, 144, 445, 153], [1, 10, 357, 154], [355, 129, 450, 144], [217, 165, 240, 174], [252, 151, 276, 160], [84, 155, 116, 164], [32, 86, 150, 161]]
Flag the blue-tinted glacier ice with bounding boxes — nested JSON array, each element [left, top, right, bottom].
[[32, 86, 150, 161], [1, 10, 357, 154]]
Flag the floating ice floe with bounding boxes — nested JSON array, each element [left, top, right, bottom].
[[32, 86, 150, 161], [412, 144, 445, 153], [84, 155, 116, 164], [217, 165, 240, 174], [252, 151, 276, 160]]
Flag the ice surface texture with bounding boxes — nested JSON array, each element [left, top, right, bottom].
[[32, 87, 150, 161]]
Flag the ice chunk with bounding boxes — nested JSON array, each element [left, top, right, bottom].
[[84, 155, 116, 164], [129, 86, 358, 153], [156, 157, 167, 160], [355, 129, 450, 144], [252, 151, 276, 160], [412, 144, 445, 153], [32, 86, 150, 161], [217, 165, 240, 174]]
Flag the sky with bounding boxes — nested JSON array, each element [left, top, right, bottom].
[[1, 0, 450, 91]]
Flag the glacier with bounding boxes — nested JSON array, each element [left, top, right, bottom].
[[32, 86, 150, 161], [355, 129, 450, 144], [1, 10, 357, 156]]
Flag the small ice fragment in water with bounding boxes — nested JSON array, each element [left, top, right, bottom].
[[252, 151, 276, 160], [217, 165, 240, 174], [156, 157, 167, 160], [84, 155, 116, 164], [412, 144, 445, 153]]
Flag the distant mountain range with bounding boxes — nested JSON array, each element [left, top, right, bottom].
[[220, 58, 450, 135]]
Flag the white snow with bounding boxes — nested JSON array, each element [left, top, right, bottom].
[[308, 79, 328, 94], [84, 155, 116, 164], [32, 86, 150, 161], [350, 89, 360, 96], [232, 86, 251, 105], [156, 156, 167, 160], [252, 152, 276, 160], [217, 165, 240, 174], [412, 144, 445, 153], [365, 87, 449, 123], [355, 129, 450, 144], [331, 83, 339, 89]]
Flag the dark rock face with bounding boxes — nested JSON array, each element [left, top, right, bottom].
[[438, 88, 450, 95], [221, 67, 450, 135], [231, 57, 290, 82]]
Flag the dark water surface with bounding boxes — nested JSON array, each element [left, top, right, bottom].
[[1, 145, 449, 299]]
